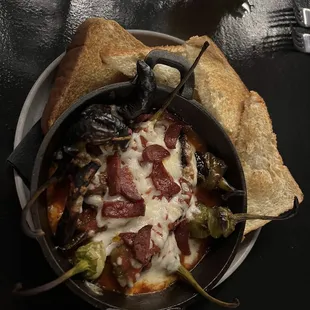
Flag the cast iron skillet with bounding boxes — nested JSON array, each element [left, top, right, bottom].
[[23, 50, 246, 310]]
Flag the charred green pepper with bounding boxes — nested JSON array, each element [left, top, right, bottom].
[[118, 60, 156, 120], [190, 198, 299, 239], [13, 241, 106, 296], [66, 104, 131, 147], [195, 152, 245, 199]]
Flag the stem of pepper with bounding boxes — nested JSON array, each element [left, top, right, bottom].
[[218, 178, 245, 201], [218, 178, 236, 192], [150, 41, 210, 123], [13, 260, 89, 296], [233, 196, 299, 224], [177, 265, 240, 308], [21, 174, 62, 238]]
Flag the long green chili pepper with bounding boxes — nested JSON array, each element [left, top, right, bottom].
[[177, 265, 239, 308], [190, 198, 299, 239], [150, 41, 209, 123], [13, 241, 106, 296]]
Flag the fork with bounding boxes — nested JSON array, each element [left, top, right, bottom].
[[293, 0, 310, 27], [292, 26, 310, 52]]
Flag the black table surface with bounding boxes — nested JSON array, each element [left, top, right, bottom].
[[1, 1, 309, 309]]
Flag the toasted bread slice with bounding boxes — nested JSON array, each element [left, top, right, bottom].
[[41, 18, 145, 133], [184, 36, 249, 142], [101, 45, 186, 89], [236, 92, 303, 234], [101, 36, 249, 142]]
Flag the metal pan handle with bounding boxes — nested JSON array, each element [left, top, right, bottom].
[[144, 50, 195, 100]]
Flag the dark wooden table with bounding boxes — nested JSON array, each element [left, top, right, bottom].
[[1, 1, 309, 309]]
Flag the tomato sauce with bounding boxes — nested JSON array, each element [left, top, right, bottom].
[[47, 179, 69, 234], [96, 257, 123, 293], [195, 186, 222, 207]]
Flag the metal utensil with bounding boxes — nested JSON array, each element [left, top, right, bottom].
[[292, 26, 310, 53], [293, 0, 310, 27]]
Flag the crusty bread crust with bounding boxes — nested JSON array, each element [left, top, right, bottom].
[[236, 92, 303, 234], [101, 36, 249, 142], [41, 18, 145, 133]]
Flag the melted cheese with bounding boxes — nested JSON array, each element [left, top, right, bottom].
[[92, 120, 200, 292]]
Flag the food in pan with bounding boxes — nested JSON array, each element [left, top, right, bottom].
[[15, 43, 298, 308]]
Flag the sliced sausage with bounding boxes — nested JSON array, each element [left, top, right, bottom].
[[133, 225, 153, 265], [106, 152, 121, 196], [151, 162, 181, 199], [164, 123, 183, 149], [174, 220, 191, 256], [120, 166, 143, 202], [77, 208, 98, 232], [119, 232, 137, 247], [102, 201, 145, 218], [142, 144, 170, 162]]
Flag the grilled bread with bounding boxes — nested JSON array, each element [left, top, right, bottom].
[[41, 18, 145, 133]]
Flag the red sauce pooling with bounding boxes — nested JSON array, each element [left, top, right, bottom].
[[195, 187, 222, 207], [183, 126, 206, 153], [96, 258, 123, 293]]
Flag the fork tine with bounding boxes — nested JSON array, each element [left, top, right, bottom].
[[293, 2, 306, 27], [293, 0, 310, 27], [291, 27, 310, 52]]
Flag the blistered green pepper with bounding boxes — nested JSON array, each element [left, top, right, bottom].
[[196, 152, 244, 199], [190, 198, 299, 239], [13, 241, 106, 296]]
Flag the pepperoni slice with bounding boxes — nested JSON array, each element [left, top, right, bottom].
[[120, 166, 143, 202], [133, 225, 153, 265], [164, 123, 183, 149], [174, 220, 191, 256], [163, 111, 179, 122], [142, 144, 170, 162], [77, 208, 98, 232], [119, 232, 137, 247], [102, 201, 145, 218], [106, 152, 121, 196], [151, 162, 180, 199]]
